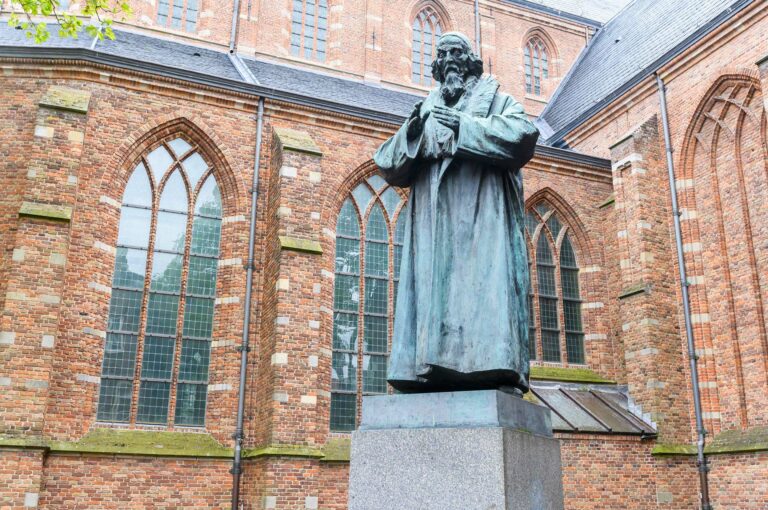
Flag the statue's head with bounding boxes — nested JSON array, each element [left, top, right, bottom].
[[431, 32, 484, 103]]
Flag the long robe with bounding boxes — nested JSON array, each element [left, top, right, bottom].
[[373, 76, 539, 393]]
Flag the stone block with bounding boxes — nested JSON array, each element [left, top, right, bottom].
[[39, 86, 91, 113], [349, 391, 564, 510], [274, 127, 323, 156], [19, 201, 72, 221], [360, 390, 551, 435]]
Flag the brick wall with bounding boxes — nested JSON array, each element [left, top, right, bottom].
[[39, 455, 232, 509], [109, 0, 591, 107]]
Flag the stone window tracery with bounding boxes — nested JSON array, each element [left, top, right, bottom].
[[157, 0, 199, 33], [330, 175, 405, 431], [526, 203, 585, 365], [291, 0, 328, 62], [524, 36, 549, 95], [411, 6, 443, 86], [97, 137, 223, 427]]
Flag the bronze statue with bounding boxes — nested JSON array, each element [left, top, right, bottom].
[[374, 32, 539, 395]]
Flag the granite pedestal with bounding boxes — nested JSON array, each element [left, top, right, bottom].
[[348, 390, 564, 510]]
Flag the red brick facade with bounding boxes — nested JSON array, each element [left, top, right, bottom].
[[1, 1, 767, 509]]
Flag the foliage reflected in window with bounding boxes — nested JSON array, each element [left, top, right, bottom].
[[524, 36, 549, 95], [291, 0, 328, 62], [411, 6, 443, 86], [330, 176, 406, 431], [97, 136, 223, 427], [525, 203, 585, 365], [157, 0, 198, 33]]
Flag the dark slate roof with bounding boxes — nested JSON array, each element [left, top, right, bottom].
[[242, 57, 422, 118], [95, 29, 243, 81], [540, 0, 753, 143], [530, 381, 656, 435], [0, 23, 610, 168], [504, 0, 630, 25]]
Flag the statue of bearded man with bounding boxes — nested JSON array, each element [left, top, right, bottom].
[[374, 32, 539, 395]]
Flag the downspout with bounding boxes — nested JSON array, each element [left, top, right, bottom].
[[231, 97, 265, 510], [655, 73, 712, 510], [229, 0, 242, 53], [474, 0, 482, 58]]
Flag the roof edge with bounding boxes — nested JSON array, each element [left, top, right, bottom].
[[500, 0, 603, 27], [544, 0, 753, 146], [0, 44, 611, 170]]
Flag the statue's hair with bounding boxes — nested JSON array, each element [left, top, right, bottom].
[[431, 43, 484, 83]]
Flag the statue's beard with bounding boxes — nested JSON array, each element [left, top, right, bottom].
[[441, 70, 466, 103]]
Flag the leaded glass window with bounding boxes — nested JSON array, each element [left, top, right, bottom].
[[156, 0, 198, 33], [330, 176, 406, 432], [524, 36, 549, 95], [526, 203, 585, 365], [97, 136, 223, 427], [412, 6, 443, 86], [291, 0, 328, 62]]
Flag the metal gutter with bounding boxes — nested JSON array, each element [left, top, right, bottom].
[[655, 73, 712, 510], [545, 0, 753, 147], [474, 0, 482, 58], [228, 0, 241, 53], [0, 45, 407, 125], [0, 45, 611, 170], [231, 97, 265, 510], [499, 0, 603, 28], [228, 52, 260, 85]]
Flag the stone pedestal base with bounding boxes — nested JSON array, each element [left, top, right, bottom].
[[348, 390, 564, 510]]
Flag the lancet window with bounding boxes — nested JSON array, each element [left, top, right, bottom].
[[411, 6, 443, 86], [331, 175, 406, 431], [524, 36, 549, 95], [291, 0, 328, 61], [157, 0, 199, 32], [97, 137, 223, 427], [526, 203, 585, 365]]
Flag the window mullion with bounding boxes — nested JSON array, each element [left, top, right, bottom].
[[166, 184, 195, 428], [128, 170, 159, 426]]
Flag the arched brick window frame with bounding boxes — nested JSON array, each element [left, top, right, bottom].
[[327, 168, 408, 432], [525, 192, 592, 366], [523, 29, 557, 96], [94, 118, 242, 430], [410, 2, 449, 86], [679, 70, 768, 431]]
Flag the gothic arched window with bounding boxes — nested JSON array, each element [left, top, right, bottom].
[[291, 0, 328, 61], [524, 36, 549, 95], [97, 137, 223, 427], [331, 175, 406, 431], [526, 203, 585, 365], [412, 6, 443, 86]]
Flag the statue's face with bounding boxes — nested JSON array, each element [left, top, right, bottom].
[[435, 41, 471, 82]]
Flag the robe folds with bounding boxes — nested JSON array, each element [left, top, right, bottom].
[[373, 76, 539, 393]]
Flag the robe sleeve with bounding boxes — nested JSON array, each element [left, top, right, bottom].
[[452, 95, 539, 169], [373, 120, 424, 188]]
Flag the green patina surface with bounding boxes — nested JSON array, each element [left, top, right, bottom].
[[19, 201, 73, 221], [39, 86, 91, 114], [321, 437, 351, 462], [597, 193, 616, 209], [0, 436, 49, 450], [243, 444, 324, 459], [1, 429, 232, 458], [274, 127, 323, 156], [530, 366, 616, 384], [279, 236, 323, 254], [619, 282, 647, 299], [653, 426, 768, 456]]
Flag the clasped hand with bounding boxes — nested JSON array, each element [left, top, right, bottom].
[[406, 102, 462, 140]]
